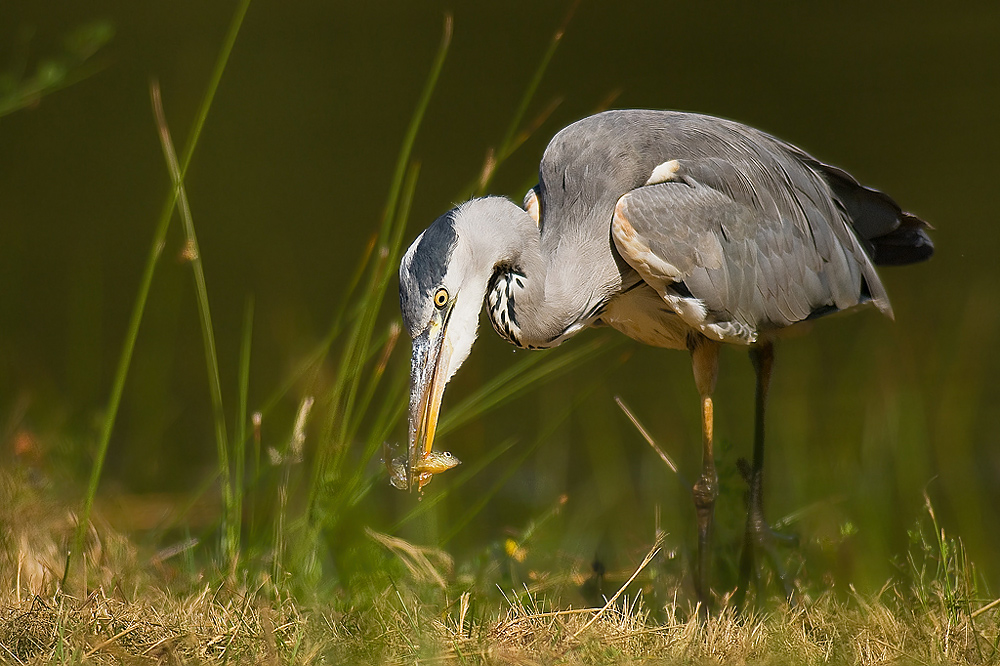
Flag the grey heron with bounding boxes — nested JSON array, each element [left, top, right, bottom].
[[397, 109, 932, 604]]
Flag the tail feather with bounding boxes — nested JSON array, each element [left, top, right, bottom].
[[810, 159, 934, 267], [868, 212, 934, 266]]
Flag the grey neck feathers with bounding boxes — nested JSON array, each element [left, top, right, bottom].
[[456, 197, 590, 348]]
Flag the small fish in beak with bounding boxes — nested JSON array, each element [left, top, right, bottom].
[[385, 444, 460, 491]]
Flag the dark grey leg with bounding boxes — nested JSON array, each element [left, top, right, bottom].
[[735, 341, 796, 607]]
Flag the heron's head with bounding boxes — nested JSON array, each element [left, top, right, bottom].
[[399, 200, 501, 487]]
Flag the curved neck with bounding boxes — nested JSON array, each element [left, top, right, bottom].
[[457, 197, 604, 348]]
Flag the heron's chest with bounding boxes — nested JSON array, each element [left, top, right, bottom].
[[598, 285, 691, 350]]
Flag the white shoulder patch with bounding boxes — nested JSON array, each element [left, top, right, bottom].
[[644, 159, 680, 186]]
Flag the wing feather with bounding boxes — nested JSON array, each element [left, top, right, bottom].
[[612, 157, 881, 342]]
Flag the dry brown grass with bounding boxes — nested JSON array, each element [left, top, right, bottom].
[[2, 470, 999, 665], [3, 559, 997, 664], [467, 589, 1000, 665]]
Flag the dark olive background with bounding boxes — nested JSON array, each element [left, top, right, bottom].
[[1, 2, 998, 590]]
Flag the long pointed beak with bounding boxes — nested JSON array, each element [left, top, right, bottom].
[[407, 307, 453, 491]]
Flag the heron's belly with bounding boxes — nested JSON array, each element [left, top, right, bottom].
[[599, 285, 690, 350]]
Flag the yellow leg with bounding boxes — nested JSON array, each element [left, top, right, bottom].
[[690, 337, 720, 611]]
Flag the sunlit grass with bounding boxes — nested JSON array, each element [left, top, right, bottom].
[[2, 465, 998, 664]]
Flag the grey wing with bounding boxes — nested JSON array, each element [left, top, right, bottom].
[[611, 158, 889, 344]]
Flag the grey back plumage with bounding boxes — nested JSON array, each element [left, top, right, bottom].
[[534, 110, 932, 338]]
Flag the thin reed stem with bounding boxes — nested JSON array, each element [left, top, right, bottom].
[[475, 1, 577, 196], [66, 0, 252, 584], [151, 80, 233, 561]]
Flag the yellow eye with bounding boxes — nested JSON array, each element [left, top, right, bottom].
[[434, 288, 449, 308]]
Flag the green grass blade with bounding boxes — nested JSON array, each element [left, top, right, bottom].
[[151, 80, 233, 562], [339, 323, 403, 476], [323, 24, 444, 437], [335, 163, 420, 463], [66, 168, 165, 584], [261, 231, 380, 422], [175, 0, 252, 183], [437, 334, 621, 437], [475, 1, 576, 196], [431, 379, 597, 545], [308, 17, 452, 514], [345, 371, 409, 508], [66, 0, 252, 584], [378, 15, 452, 240], [381, 337, 618, 531], [250, 227, 379, 428], [0, 20, 114, 120], [497, 1, 576, 158]]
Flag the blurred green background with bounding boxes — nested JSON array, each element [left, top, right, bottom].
[[1, 2, 998, 594]]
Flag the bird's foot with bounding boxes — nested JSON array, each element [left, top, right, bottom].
[[691, 469, 718, 615], [733, 457, 797, 607]]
